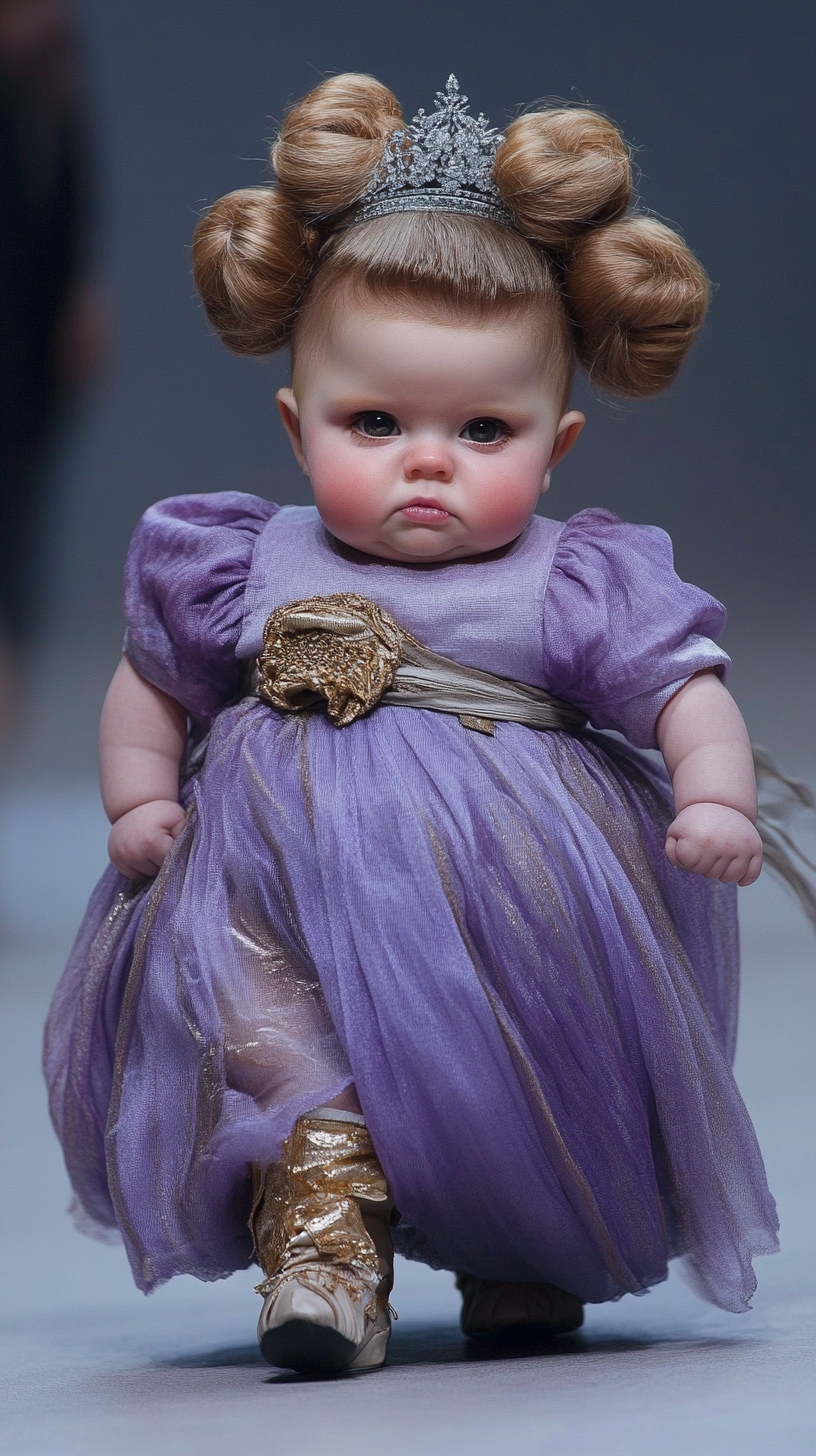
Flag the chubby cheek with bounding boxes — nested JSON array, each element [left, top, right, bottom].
[[469, 465, 541, 547], [308, 449, 383, 542]]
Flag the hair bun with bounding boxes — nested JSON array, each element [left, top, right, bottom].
[[272, 73, 403, 217], [494, 109, 631, 249], [191, 188, 309, 354], [565, 215, 710, 396]]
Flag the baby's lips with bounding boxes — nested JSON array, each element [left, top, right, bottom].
[[400, 501, 450, 522]]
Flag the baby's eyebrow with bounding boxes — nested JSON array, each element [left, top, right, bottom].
[[330, 396, 395, 412]]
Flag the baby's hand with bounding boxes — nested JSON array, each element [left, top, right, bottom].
[[108, 799, 186, 879], [665, 803, 763, 886]]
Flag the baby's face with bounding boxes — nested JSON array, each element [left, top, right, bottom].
[[277, 300, 583, 563]]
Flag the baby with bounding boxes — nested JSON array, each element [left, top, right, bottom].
[[46, 76, 776, 1376]]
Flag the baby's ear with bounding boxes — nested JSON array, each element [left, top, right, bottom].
[[542, 410, 585, 493], [276, 389, 308, 473]]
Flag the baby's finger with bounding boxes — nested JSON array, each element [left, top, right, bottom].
[[703, 848, 763, 885], [696, 848, 751, 882], [674, 843, 739, 880], [109, 855, 142, 879], [109, 849, 158, 878], [738, 851, 763, 888], [130, 833, 175, 876], [669, 836, 707, 872], [714, 856, 749, 885], [133, 855, 163, 877]]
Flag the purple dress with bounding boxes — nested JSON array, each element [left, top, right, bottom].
[[44, 494, 778, 1311]]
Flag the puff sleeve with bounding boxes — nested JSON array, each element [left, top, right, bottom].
[[542, 509, 730, 748], [123, 492, 278, 725]]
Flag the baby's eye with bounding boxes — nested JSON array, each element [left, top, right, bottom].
[[353, 412, 400, 438], [461, 418, 507, 444]]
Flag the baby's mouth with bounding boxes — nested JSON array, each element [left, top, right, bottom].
[[400, 498, 450, 524]]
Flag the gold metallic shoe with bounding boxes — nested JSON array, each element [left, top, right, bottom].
[[456, 1273, 584, 1339], [250, 1110, 395, 1374]]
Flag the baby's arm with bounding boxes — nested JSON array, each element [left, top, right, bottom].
[[100, 656, 188, 878], [656, 670, 762, 886]]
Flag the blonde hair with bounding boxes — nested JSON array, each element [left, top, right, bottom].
[[191, 73, 710, 399]]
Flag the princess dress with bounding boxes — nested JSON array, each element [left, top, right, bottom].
[[44, 493, 778, 1311]]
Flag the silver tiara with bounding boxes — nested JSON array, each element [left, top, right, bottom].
[[349, 76, 514, 229]]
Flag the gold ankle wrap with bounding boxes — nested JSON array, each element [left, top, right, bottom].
[[250, 1113, 392, 1295]]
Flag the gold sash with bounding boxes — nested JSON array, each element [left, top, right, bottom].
[[253, 593, 587, 737]]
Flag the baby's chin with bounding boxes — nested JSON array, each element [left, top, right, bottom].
[[328, 521, 528, 564]]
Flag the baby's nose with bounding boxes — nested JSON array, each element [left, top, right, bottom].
[[403, 443, 454, 483]]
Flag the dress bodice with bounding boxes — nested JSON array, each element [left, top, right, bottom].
[[123, 492, 730, 747], [236, 505, 564, 688]]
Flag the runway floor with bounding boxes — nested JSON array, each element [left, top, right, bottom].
[[1, 783, 814, 1455]]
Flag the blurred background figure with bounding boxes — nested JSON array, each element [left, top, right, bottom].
[[0, 0, 106, 734]]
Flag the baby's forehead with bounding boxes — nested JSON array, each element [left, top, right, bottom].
[[293, 291, 569, 397]]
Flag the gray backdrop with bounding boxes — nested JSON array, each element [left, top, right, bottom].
[[37, 0, 814, 770]]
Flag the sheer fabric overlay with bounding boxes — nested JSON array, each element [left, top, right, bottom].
[[44, 495, 778, 1310]]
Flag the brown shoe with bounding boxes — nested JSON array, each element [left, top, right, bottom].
[[250, 1112, 395, 1374], [456, 1273, 584, 1338]]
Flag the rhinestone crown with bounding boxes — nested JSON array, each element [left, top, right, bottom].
[[350, 76, 513, 229]]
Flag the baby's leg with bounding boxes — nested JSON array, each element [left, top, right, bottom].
[[213, 911, 352, 1115], [251, 1104, 395, 1375], [207, 885, 389, 1370]]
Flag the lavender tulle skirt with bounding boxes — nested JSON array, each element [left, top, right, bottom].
[[44, 702, 778, 1310]]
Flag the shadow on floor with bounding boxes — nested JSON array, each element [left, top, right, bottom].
[[160, 1322, 750, 1380]]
